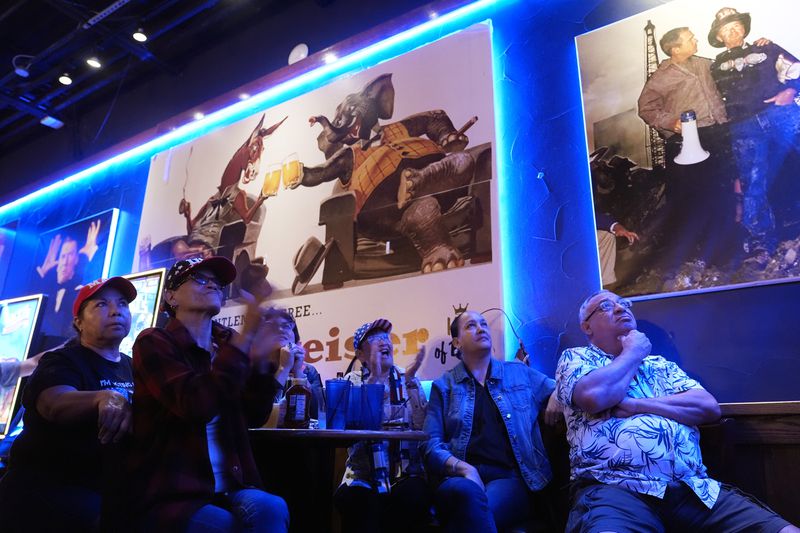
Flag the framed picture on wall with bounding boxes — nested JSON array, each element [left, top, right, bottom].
[[576, 0, 800, 298], [0, 294, 45, 438], [29, 208, 119, 339], [133, 23, 503, 381], [119, 268, 165, 357]]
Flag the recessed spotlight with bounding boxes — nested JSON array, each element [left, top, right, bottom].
[[323, 52, 338, 64], [86, 56, 102, 69], [238, 93, 250, 100], [58, 73, 73, 85], [132, 28, 147, 42], [193, 111, 204, 120]]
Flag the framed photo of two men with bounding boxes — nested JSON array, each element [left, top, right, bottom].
[[578, 0, 800, 298]]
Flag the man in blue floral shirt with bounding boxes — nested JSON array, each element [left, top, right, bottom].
[[556, 290, 797, 532]]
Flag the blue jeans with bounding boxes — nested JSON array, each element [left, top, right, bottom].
[[186, 488, 289, 533], [731, 104, 800, 251], [433, 465, 532, 533]]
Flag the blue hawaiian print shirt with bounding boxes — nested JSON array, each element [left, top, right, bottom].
[[555, 345, 720, 508]]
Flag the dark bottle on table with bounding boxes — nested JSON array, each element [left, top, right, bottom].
[[283, 376, 312, 429], [370, 441, 391, 494]]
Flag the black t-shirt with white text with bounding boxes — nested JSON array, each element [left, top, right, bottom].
[[8, 343, 133, 488]]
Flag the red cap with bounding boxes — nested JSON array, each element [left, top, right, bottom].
[[72, 277, 138, 317]]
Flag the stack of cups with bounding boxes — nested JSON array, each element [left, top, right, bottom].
[[325, 378, 350, 430]]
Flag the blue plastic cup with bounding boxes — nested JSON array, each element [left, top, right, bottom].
[[361, 383, 385, 431], [346, 384, 362, 429], [325, 379, 350, 430]]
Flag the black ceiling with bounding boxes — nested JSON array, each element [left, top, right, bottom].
[[1, 0, 300, 148], [0, 0, 432, 201]]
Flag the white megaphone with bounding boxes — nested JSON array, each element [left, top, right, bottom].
[[674, 110, 710, 165]]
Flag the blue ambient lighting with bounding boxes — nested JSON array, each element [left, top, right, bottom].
[[0, 0, 508, 216], [102, 208, 120, 279], [491, 2, 594, 363], [491, 19, 517, 361]]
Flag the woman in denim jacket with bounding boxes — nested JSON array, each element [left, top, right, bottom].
[[421, 310, 561, 532]]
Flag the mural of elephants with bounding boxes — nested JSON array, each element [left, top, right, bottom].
[[289, 72, 493, 294], [134, 24, 502, 381]]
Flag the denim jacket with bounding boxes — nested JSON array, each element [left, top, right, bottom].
[[421, 359, 555, 491]]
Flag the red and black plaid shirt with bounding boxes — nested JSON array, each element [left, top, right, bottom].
[[129, 318, 277, 530]]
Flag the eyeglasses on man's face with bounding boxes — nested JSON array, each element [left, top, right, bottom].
[[364, 332, 392, 346], [188, 272, 224, 290], [264, 319, 294, 332], [584, 298, 633, 322]]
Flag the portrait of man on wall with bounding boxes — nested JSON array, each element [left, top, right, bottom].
[[30, 210, 117, 340]]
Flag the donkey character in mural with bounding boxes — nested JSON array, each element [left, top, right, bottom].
[[175, 115, 286, 258], [139, 114, 285, 296], [288, 73, 492, 294]]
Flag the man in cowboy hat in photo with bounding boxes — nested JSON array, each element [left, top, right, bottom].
[[709, 7, 800, 261]]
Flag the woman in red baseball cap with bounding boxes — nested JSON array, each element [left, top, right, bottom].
[[0, 276, 137, 532]]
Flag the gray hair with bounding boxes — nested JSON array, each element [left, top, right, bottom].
[[578, 289, 613, 324], [659, 27, 689, 56]]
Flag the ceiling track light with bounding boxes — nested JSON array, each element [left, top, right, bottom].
[[12, 54, 34, 78], [132, 27, 147, 42], [58, 72, 73, 85], [40, 115, 65, 129], [82, 0, 132, 29], [86, 56, 102, 69]]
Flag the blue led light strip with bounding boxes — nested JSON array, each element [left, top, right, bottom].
[[102, 208, 120, 279], [490, 17, 515, 361], [0, 0, 506, 215]]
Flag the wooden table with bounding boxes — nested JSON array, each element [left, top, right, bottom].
[[250, 428, 428, 532]]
